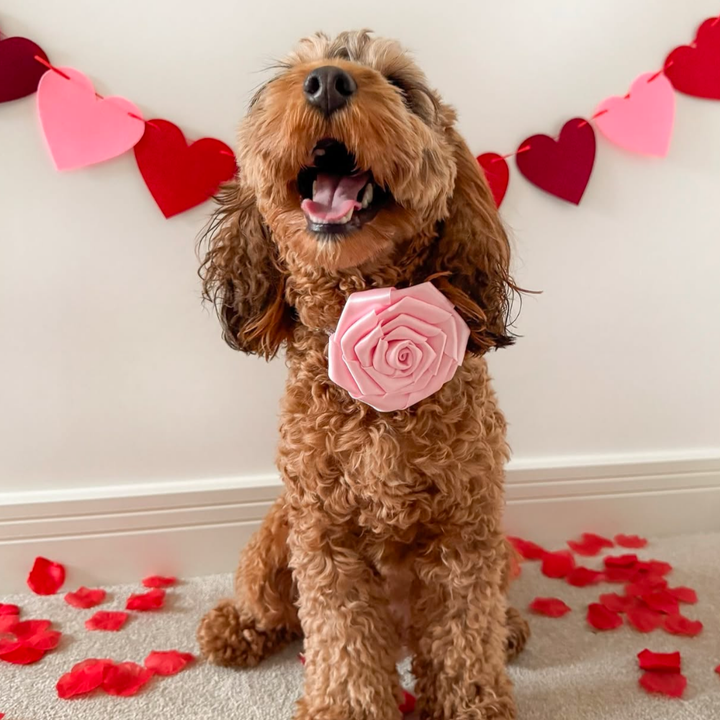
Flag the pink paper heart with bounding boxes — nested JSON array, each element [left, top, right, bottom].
[[594, 72, 675, 157], [37, 67, 145, 171]]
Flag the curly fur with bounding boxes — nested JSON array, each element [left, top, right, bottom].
[[197, 30, 528, 720]]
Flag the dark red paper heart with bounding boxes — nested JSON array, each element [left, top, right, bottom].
[[665, 17, 720, 100], [477, 153, 509, 207], [516, 118, 595, 205], [0, 36, 50, 103], [134, 119, 237, 218]]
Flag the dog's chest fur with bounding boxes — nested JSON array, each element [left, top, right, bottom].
[[278, 327, 508, 543]]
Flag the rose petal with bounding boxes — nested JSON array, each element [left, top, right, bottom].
[[0, 645, 46, 664], [541, 550, 576, 579], [662, 614, 703, 637], [641, 591, 680, 616], [587, 603, 623, 631], [26, 557, 66, 595], [615, 534, 648, 549], [637, 649, 681, 672], [327, 337, 361, 397], [399, 690, 416, 715], [507, 537, 546, 561], [0, 605, 19, 616], [604, 554, 639, 568], [667, 587, 698, 604], [639, 671, 687, 698], [599, 593, 636, 614], [126, 588, 165, 611], [529, 597, 571, 618], [625, 577, 668, 597], [141, 576, 177, 589], [392, 282, 454, 311], [566, 567, 604, 587], [65, 587, 107, 609], [102, 661, 154, 696], [144, 650, 195, 676], [85, 611, 129, 632], [13, 620, 60, 650], [603, 566, 639, 583], [57, 661, 110, 699], [0, 637, 22, 656], [0, 615, 19, 634], [627, 606, 664, 633], [636, 559, 672, 576], [334, 287, 392, 339], [567, 532, 614, 556]]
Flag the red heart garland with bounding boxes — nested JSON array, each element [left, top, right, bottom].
[[665, 17, 720, 100], [133, 119, 237, 218], [0, 35, 49, 103], [516, 118, 595, 205], [477, 153, 509, 207]]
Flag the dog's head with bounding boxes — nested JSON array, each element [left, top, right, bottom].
[[201, 30, 517, 358]]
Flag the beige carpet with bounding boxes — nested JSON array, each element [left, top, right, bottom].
[[1, 533, 718, 719]]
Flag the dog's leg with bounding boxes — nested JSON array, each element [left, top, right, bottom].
[[197, 494, 301, 667], [500, 539, 530, 663], [290, 522, 402, 720], [411, 532, 516, 720]]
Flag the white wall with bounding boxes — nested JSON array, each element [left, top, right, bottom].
[[1, 0, 719, 495]]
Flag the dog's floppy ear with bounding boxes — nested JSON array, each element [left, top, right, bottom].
[[427, 129, 518, 355], [199, 179, 295, 359]]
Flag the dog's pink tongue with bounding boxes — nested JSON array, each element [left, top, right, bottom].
[[301, 172, 368, 222]]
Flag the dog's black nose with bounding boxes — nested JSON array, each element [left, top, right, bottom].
[[303, 66, 357, 117]]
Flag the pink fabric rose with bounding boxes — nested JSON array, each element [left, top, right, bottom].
[[328, 282, 470, 412]]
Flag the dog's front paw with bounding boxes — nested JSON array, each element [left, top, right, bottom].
[[197, 599, 295, 668]]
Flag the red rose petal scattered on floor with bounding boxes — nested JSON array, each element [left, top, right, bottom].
[[85, 611, 129, 632], [0, 605, 19, 616], [604, 554, 639, 568], [507, 536, 546, 561], [626, 577, 668, 597], [57, 660, 110, 699], [567, 532, 614, 556], [541, 550, 576, 578], [641, 591, 680, 616], [13, 620, 61, 650], [399, 690, 416, 715], [566, 566, 604, 587], [0, 637, 22, 655], [599, 593, 636, 614], [637, 559, 672, 576], [627, 606, 664, 633], [141, 575, 177, 589], [639, 670, 687, 698], [529, 597, 572, 617], [26, 557, 66, 596], [103, 661, 154, 697], [144, 650, 195, 676], [663, 614, 703, 637], [0, 645, 46, 664], [615, 534, 648, 549], [587, 603, 623, 631], [64, 586, 107, 609], [603, 566, 639, 583], [715, 664, 720, 676], [0, 615, 19, 634], [668, 586, 698, 604], [637, 649, 681, 672], [126, 588, 166, 611]]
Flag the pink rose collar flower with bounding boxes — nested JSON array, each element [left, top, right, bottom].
[[328, 282, 470, 412]]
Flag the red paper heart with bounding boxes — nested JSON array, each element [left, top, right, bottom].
[[0, 36, 49, 103], [134, 119, 236, 218], [516, 118, 595, 205], [477, 153, 509, 207], [665, 17, 720, 100]]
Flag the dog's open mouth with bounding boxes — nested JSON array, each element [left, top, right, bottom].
[[298, 139, 388, 235]]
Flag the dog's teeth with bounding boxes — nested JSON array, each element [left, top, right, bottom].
[[312, 180, 317, 198], [361, 183, 374, 209], [314, 148, 325, 156]]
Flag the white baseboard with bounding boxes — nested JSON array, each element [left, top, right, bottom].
[[1, 452, 719, 593]]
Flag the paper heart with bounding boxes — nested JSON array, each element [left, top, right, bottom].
[[665, 17, 720, 100], [477, 153, 509, 208], [37, 67, 145, 171], [0, 36, 49, 103], [133, 119, 237, 218], [516, 118, 596, 205], [594, 72, 675, 157]]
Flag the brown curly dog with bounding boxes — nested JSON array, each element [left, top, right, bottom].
[[197, 29, 529, 720]]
